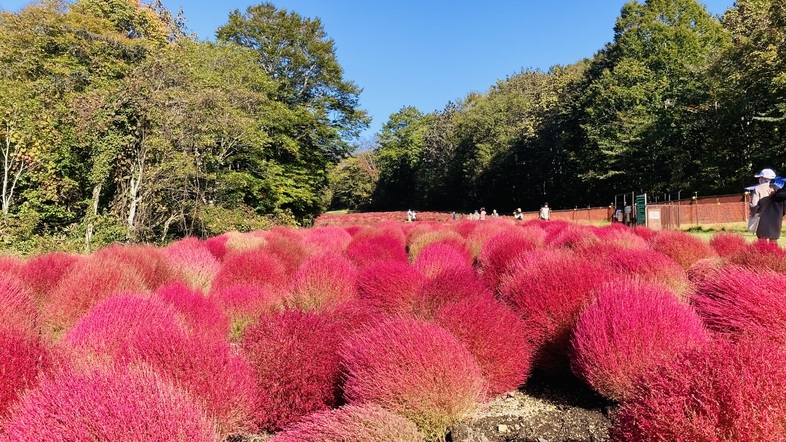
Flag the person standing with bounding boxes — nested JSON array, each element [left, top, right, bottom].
[[479, 207, 486, 221], [514, 208, 523, 220], [539, 202, 550, 220], [750, 168, 785, 241], [491, 209, 499, 218]]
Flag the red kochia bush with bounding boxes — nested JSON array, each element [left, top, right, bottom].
[[1, 365, 218, 442], [649, 230, 716, 269], [209, 249, 287, 296], [356, 261, 426, 318], [240, 310, 345, 432], [412, 241, 474, 279], [691, 265, 786, 343], [0, 329, 51, 423], [476, 229, 544, 292], [727, 238, 786, 273], [708, 231, 748, 258], [18, 252, 82, 301], [272, 403, 425, 442], [63, 295, 257, 438], [161, 237, 221, 293], [303, 226, 353, 255], [415, 265, 490, 320], [154, 283, 230, 341], [589, 247, 691, 301], [0, 276, 39, 338], [435, 294, 534, 395], [42, 255, 147, 338], [286, 253, 358, 312], [611, 338, 786, 441], [94, 244, 177, 291], [346, 233, 409, 268], [498, 249, 614, 373], [570, 280, 708, 401], [211, 284, 283, 332], [341, 318, 487, 441]]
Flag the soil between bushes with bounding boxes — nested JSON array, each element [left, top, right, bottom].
[[449, 372, 614, 442]]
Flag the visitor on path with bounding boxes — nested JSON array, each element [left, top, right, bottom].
[[539, 202, 550, 220], [514, 208, 523, 220], [407, 209, 416, 222], [452, 211, 458, 220], [479, 207, 486, 221], [750, 168, 785, 242], [491, 209, 499, 218]]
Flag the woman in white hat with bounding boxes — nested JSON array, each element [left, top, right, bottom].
[[750, 168, 785, 241]]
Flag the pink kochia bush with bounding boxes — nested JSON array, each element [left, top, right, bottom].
[[63, 295, 257, 438], [341, 318, 487, 441], [569, 279, 708, 401], [498, 249, 614, 373], [476, 229, 544, 292], [435, 294, 534, 395], [161, 237, 221, 293], [272, 403, 425, 442], [0, 277, 39, 338], [691, 265, 786, 343], [17, 252, 82, 301], [286, 253, 358, 312], [41, 255, 147, 338], [240, 310, 345, 432], [611, 338, 786, 441], [154, 283, 230, 341], [1, 365, 218, 442], [727, 238, 786, 273], [0, 329, 51, 423], [94, 244, 177, 291], [708, 231, 748, 258], [209, 249, 288, 296], [346, 232, 408, 268], [356, 261, 426, 318], [648, 229, 716, 269]]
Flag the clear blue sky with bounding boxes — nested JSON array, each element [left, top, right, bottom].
[[2, 0, 736, 141]]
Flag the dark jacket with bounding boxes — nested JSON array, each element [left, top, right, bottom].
[[759, 186, 786, 239]]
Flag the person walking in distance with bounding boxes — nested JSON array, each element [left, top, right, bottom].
[[539, 202, 551, 220]]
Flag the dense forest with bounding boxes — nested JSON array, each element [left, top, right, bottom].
[[0, 0, 784, 253]]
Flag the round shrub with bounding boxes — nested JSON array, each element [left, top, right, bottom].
[[412, 241, 474, 279], [611, 338, 786, 441], [303, 226, 353, 255], [341, 318, 487, 441], [240, 310, 345, 432], [435, 294, 534, 395], [18, 252, 82, 302], [63, 295, 257, 438], [0, 329, 51, 423], [691, 265, 786, 343], [94, 243, 177, 291], [407, 228, 468, 263], [211, 284, 283, 338], [154, 282, 230, 342], [271, 403, 425, 442], [498, 249, 614, 374], [209, 249, 287, 296], [708, 231, 748, 258], [286, 253, 358, 312], [161, 237, 221, 293], [727, 238, 786, 273], [589, 247, 691, 301], [414, 265, 490, 320], [649, 230, 716, 269], [346, 233, 409, 268], [0, 276, 39, 338], [476, 229, 543, 291], [42, 255, 147, 338], [1, 365, 218, 442], [356, 261, 426, 318], [546, 223, 600, 251], [570, 279, 708, 401]]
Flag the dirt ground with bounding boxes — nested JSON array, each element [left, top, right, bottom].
[[449, 373, 614, 442]]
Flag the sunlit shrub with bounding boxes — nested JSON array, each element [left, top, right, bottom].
[[356, 261, 426, 318], [286, 253, 358, 312], [341, 318, 487, 441], [708, 231, 748, 258], [211, 284, 283, 338], [465, 220, 512, 258], [42, 255, 147, 338], [263, 228, 309, 278], [435, 294, 533, 395], [18, 252, 82, 302], [727, 238, 786, 273], [546, 223, 600, 250], [593, 224, 648, 249], [587, 247, 691, 301], [161, 237, 221, 293], [685, 256, 727, 289], [649, 230, 716, 269], [414, 265, 490, 320], [271, 403, 425, 442], [0, 276, 39, 338], [63, 295, 257, 437], [240, 310, 345, 432], [570, 279, 708, 401], [0, 329, 51, 424], [1, 365, 218, 442], [407, 227, 468, 263], [611, 338, 786, 441], [209, 249, 288, 296], [303, 226, 353, 255], [346, 232, 409, 268], [477, 229, 544, 291], [498, 249, 613, 374], [412, 241, 474, 279], [154, 282, 230, 342], [691, 265, 786, 343], [94, 244, 177, 291]]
